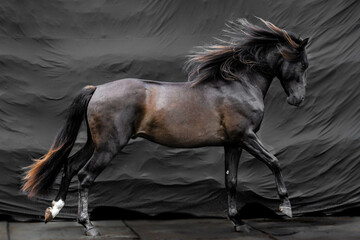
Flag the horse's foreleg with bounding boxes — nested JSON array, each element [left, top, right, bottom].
[[224, 146, 251, 232], [241, 131, 292, 218], [44, 142, 94, 223]]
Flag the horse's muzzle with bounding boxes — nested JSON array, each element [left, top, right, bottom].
[[287, 95, 305, 107]]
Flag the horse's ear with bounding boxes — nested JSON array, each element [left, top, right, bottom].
[[300, 38, 309, 49]]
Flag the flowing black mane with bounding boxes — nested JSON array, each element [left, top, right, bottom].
[[185, 18, 304, 85]]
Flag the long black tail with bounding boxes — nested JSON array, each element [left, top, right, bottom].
[[22, 86, 96, 197]]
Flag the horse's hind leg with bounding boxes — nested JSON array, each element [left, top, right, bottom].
[[77, 132, 130, 236], [75, 147, 117, 236], [78, 181, 98, 236], [241, 131, 292, 218], [77, 91, 138, 235], [44, 140, 94, 223], [224, 146, 251, 232]]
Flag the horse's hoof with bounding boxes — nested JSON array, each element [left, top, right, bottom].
[[44, 207, 53, 223], [85, 228, 100, 237], [234, 224, 251, 233], [279, 199, 293, 218]]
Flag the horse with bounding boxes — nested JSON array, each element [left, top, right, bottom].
[[22, 18, 309, 236]]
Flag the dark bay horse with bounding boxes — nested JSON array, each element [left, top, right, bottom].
[[23, 18, 309, 235]]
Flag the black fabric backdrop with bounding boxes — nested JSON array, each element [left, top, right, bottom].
[[0, 0, 359, 221]]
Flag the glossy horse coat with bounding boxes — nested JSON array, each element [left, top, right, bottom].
[[23, 19, 309, 235]]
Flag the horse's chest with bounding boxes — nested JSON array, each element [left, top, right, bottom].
[[220, 101, 264, 139]]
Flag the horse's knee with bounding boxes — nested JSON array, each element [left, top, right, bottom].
[[269, 157, 281, 171], [226, 177, 237, 190]]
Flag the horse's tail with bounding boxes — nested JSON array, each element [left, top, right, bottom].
[[22, 85, 96, 197]]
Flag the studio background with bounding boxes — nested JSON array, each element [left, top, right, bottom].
[[0, 0, 359, 221]]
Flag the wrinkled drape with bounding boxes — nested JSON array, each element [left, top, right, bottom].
[[0, 0, 359, 220]]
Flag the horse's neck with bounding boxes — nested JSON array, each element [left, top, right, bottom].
[[253, 74, 274, 99], [234, 69, 274, 99], [240, 47, 277, 98]]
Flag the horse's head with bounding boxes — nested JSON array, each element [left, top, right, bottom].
[[274, 38, 309, 107], [185, 18, 310, 105]]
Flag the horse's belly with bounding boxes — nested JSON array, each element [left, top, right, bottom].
[[136, 130, 224, 148], [135, 111, 225, 148]]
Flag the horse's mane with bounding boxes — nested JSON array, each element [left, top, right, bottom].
[[185, 18, 303, 86]]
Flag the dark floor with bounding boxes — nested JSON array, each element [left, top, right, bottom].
[[2, 217, 360, 240]]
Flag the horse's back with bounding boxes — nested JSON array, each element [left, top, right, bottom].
[[87, 78, 226, 148], [135, 80, 226, 147]]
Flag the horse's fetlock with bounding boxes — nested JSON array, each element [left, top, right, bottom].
[[228, 208, 238, 217], [77, 215, 87, 224]]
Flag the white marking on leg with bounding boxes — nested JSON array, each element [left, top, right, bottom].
[[226, 170, 229, 175], [50, 199, 65, 218]]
